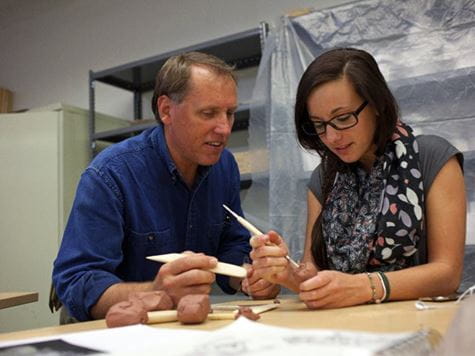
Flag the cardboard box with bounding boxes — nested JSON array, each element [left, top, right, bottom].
[[0, 88, 13, 113]]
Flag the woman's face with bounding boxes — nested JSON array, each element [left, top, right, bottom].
[[306, 76, 378, 171]]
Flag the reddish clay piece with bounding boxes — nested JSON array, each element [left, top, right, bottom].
[[235, 306, 260, 321], [176, 294, 210, 324], [105, 300, 148, 328], [129, 291, 174, 311]]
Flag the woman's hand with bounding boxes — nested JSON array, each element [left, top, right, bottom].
[[299, 271, 371, 309], [241, 264, 281, 299], [249, 231, 301, 291]]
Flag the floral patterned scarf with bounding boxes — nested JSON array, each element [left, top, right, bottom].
[[322, 122, 424, 273]]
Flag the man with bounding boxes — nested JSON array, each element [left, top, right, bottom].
[[53, 52, 278, 321]]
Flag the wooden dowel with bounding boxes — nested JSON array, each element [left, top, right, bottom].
[[146, 310, 178, 324], [146, 253, 247, 278]]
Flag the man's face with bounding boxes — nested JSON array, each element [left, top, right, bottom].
[[159, 65, 237, 178]]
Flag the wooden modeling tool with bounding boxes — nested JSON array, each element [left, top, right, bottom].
[[146, 253, 247, 278], [222, 204, 300, 268]]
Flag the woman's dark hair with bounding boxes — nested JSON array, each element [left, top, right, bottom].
[[294, 48, 399, 269]]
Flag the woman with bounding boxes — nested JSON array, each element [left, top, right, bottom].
[[246, 48, 466, 308]]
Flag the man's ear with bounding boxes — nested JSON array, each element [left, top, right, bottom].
[[157, 95, 173, 125]]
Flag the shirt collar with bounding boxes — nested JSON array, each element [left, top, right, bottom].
[[153, 125, 179, 181], [152, 125, 211, 186]]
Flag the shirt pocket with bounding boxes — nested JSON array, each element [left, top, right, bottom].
[[123, 229, 173, 281]]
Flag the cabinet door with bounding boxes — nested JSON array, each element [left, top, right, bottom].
[[0, 112, 62, 332]]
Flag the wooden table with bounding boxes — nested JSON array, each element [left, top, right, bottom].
[[0, 298, 459, 343], [0, 292, 38, 310]]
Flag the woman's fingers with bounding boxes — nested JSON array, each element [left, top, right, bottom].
[[250, 231, 288, 250], [298, 271, 365, 309], [267, 230, 286, 247], [298, 272, 334, 308], [299, 271, 331, 291], [250, 245, 288, 261]]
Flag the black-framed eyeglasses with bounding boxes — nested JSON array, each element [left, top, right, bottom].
[[302, 101, 368, 136]]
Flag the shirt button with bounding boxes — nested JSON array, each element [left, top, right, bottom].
[[148, 235, 154, 241]]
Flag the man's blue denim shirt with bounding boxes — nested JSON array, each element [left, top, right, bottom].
[[52, 125, 251, 321]]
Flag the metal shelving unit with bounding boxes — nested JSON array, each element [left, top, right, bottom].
[[88, 23, 268, 154]]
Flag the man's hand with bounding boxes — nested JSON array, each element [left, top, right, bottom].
[[241, 264, 280, 299], [153, 252, 217, 305]]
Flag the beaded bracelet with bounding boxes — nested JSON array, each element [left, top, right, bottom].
[[366, 273, 382, 304]]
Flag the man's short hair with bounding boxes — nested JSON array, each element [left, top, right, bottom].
[[151, 51, 236, 122]]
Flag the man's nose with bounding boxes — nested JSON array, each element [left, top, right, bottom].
[[214, 115, 233, 135]]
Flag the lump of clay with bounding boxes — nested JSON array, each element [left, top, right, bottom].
[[235, 306, 260, 321], [129, 291, 174, 312], [105, 300, 148, 328], [177, 294, 210, 324]]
